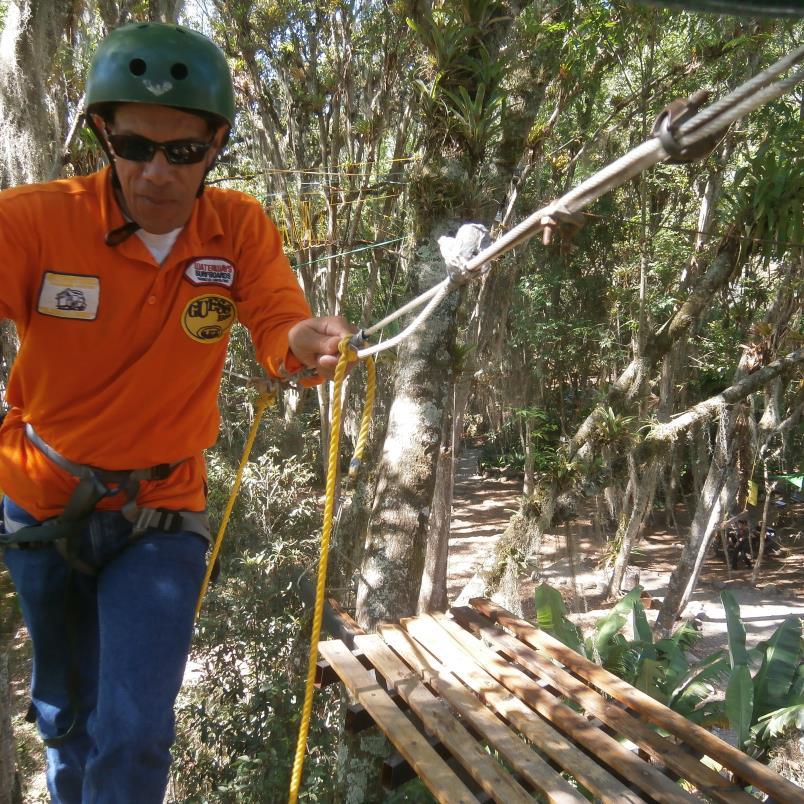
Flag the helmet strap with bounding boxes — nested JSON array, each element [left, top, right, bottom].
[[85, 112, 140, 244]]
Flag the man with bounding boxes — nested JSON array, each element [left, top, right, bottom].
[[0, 22, 352, 803]]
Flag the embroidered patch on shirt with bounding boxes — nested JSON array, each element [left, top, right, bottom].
[[184, 257, 236, 288], [37, 271, 100, 321], [182, 294, 236, 344]]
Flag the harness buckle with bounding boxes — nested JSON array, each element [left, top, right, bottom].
[[133, 508, 183, 536]]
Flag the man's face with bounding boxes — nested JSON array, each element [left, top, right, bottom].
[[98, 104, 224, 234]]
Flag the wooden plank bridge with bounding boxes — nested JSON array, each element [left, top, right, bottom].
[[317, 598, 803, 803]]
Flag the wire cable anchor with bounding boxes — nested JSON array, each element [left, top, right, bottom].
[[652, 89, 720, 163]]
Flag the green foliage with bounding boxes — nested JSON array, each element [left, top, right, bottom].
[[534, 584, 585, 654], [722, 120, 803, 265], [751, 616, 802, 721], [407, 0, 510, 163], [594, 406, 637, 450], [478, 407, 562, 476], [720, 592, 803, 754], [722, 589, 749, 669], [533, 583, 729, 725], [726, 665, 755, 751]]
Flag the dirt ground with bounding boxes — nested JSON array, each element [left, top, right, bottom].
[[447, 448, 804, 656]]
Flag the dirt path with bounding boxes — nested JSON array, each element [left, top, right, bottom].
[[446, 448, 520, 601], [447, 448, 804, 654]]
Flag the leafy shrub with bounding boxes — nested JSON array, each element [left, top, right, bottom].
[[721, 591, 803, 756], [534, 584, 727, 726]]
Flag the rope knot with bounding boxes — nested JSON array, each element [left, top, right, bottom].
[[338, 334, 359, 363]]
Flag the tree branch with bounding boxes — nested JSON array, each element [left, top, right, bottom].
[[646, 348, 804, 446]]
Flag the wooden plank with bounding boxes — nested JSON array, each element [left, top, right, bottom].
[[315, 649, 372, 688], [383, 734, 451, 789], [375, 625, 588, 804], [318, 640, 478, 804], [398, 615, 648, 804], [421, 613, 698, 804], [354, 633, 533, 804], [449, 606, 754, 804], [470, 597, 804, 804]]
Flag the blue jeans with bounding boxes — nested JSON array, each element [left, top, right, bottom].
[[2, 498, 207, 803]]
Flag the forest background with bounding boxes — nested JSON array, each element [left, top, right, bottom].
[[0, 0, 801, 801]]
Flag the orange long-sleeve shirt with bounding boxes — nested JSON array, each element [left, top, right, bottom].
[[0, 167, 312, 520]]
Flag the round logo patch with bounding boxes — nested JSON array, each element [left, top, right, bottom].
[[182, 294, 236, 343]]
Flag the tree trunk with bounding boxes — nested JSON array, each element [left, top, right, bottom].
[[655, 421, 733, 634], [333, 695, 389, 804], [0, 0, 77, 187], [355, 224, 460, 630], [417, 406, 454, 613], [751, 469, 776, 586], [608, 458, 661, 595], [522, 416, 534, 497]]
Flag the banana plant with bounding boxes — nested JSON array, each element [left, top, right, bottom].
[[721, 590, 803, 754], [534, 584, 727, 726], [722, 590, 755, 750]]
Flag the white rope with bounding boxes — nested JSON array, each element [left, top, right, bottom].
[[354, 45, 804, 360], [358, 283, 452, 358], [362, 281, 444, 337]]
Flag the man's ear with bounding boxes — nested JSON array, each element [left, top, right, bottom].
[[90, 113, 111, 142]]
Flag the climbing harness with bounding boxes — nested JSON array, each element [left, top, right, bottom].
[[288, 335, 376, 804], [0, 420, 208, 748], [0, 424, 210, 570]]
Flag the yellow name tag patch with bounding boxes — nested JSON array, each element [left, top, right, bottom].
[[182, 294, 236, 343], [38, 272, 100, 320]]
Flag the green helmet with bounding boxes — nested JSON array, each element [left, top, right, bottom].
[[85, 22, 235, 126]]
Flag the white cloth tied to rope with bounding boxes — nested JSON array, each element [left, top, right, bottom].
[[438, 223, 493, 286]]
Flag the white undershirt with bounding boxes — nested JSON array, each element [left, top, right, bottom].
[[136, 227, 183, 265]]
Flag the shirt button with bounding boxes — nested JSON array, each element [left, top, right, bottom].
[[148, 295, 157, 305]]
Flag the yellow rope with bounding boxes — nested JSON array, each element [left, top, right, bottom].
[[288, 337, 375, 803], [348, 355, 376, 482], [195, 390, 277, 619]]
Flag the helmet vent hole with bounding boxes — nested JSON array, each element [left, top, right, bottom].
[[129, 58, 147, 76], [171, 63, 188, 80]]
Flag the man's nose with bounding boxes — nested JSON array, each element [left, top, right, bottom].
[[141, 147, 173, 181]]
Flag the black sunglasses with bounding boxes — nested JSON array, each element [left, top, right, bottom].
[[106, 132, 214, 165]]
